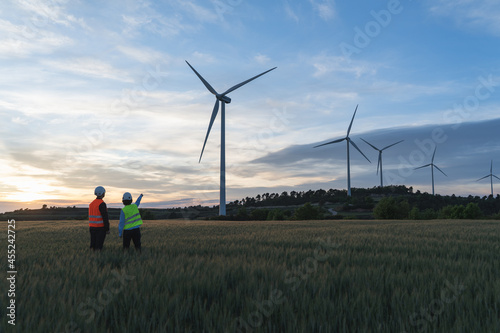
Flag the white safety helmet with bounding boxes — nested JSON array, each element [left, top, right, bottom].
[[94, 186, 106, 197], [122, 192, 132, 201]]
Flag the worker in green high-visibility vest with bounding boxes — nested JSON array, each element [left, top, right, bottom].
[[118, 192, 144, 252]]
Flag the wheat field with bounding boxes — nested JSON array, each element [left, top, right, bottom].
[[1, 219, 499, 332]]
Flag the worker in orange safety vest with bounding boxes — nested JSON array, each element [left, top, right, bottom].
[[88, 186, 110, 250]]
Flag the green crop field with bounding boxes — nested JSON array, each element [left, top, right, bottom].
[[1, 219, 499, 332]]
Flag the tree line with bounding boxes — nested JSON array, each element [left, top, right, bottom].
[[4, 185, 500, 220], [228, 185, 500, 220]]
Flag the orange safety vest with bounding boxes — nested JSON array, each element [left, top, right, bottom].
[[89, 199, 105, 228]]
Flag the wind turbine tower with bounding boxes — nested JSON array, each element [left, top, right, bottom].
[[414, 147, 447, 195], [476, 160, 500, 197], [314, 105, 371, 196], [361, 138, 404, 187], [186, 61, 276, 216]]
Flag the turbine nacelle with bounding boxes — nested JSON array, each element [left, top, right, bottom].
[[217, 94, 231, 104]]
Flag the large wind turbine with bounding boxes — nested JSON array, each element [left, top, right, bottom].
[[361, 138, 404, 187], [186, 61, 276, 216], [476, 160, 500, 197], [414, 147, 447, 195], [314, 105, 371, 197]]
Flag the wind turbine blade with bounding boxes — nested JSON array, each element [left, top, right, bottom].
[[382, 139, 404, 151], [431, 147, 437, 163], [414, 164, 431, 170], [477, 175, 490, 182], [377, 153, 381, 175], [346, 104, 358, 137], [434, 165, 447, 177], [221, 67, 277, 96], [361, 138, 379, 151], [490, 160, 493, 174], [349, 139, 371, 163], [493, 175, 500, 181], [186, 61, 218, 96], [313, 138, 346, 148], [199, 99, 220, 162]]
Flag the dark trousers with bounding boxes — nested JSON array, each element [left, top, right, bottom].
[[90, 227, 107, 250], [123, 228, 141, 251]]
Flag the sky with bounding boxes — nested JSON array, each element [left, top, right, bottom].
[[1, 0, 500, 213]]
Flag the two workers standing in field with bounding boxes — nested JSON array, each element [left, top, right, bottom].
[[89, 186, 144, 252]]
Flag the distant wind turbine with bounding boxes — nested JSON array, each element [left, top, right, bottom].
[[361, 138, 404, 187], [186, 61, 276, 216], [414, 147, 447, 195], [476, 160, 500, 197], [314, 105, 371, 197]]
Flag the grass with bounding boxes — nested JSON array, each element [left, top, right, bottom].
[[1, 219, 499, 332]]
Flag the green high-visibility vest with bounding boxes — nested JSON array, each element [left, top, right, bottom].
[[122, 204, 143, 230]]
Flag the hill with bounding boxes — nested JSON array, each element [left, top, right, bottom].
[[2, 185, 500, 221]]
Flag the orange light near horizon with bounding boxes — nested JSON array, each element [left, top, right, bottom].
[[5, 191, 58, 204], [2, 177, 61, 203]]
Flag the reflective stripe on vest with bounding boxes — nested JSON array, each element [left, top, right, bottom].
[[89, 199, 105, 228], [122, 204, 143, 230]]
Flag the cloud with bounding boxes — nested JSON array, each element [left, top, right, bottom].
[[311, 54, 377, 78], [117, 45, 169, 64], [172, 1, 218, 23], [0, 102, 221, 209], [428, 0, 500, 35], [11, 117, 30, 125], [364, 80, 457, 102], [283, 0, 336, 23], [251, 118, 500, 196], [309, 0, 336, 21], [254, 53, 270, 65], [122, 12, 185, 38], [119, 0, 214, 38], [0, 19, 72, 58], [42, 57, 134, 82], [14, 0, 89, 29], [192, 51, 216, 63], [283, 1, 300, 22]]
